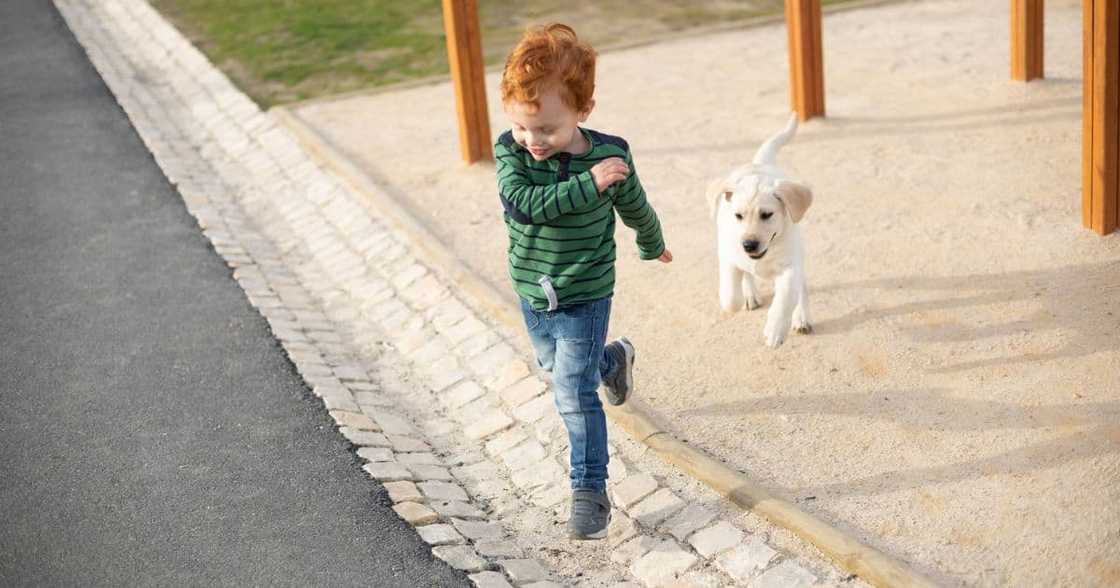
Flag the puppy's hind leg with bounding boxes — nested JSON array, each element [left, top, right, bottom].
[[742, 272, 761, 311], [719, 262, 746, 313], [792, 275, 813, 334]]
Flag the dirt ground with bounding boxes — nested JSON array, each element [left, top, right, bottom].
[[291, 0, 1120, 585]]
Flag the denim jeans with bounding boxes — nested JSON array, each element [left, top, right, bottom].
[[519, 296, 616, 493]]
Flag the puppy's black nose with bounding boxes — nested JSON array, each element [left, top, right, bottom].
[[742, 240, 760, 253]]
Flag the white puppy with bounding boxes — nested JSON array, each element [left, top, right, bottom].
[[710, 114, 813, 348]]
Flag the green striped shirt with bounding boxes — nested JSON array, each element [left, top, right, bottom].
[[495, 127, 665, 310]]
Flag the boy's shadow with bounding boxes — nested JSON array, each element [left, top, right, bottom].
[[812, 259, 1120, 373]]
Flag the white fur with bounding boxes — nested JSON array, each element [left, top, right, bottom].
[[711, 114, 813, 348]]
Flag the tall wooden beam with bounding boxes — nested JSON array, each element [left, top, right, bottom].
[[442, 0, 492, 164], [1011, 0, 1045, 80], [785, 0, 825, 121], [1083, 0, 1119, 234]]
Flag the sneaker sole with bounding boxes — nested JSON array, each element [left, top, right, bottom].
[[619, 337, 634, 397]]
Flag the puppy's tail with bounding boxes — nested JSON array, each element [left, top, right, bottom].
[[751, 113, 799, 167]]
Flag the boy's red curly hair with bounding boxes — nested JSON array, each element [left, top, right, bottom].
[[500, 23, 597, 113]]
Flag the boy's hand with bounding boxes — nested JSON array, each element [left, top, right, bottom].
[[590, 157, 629, 193], [657, 249, 673, 263]]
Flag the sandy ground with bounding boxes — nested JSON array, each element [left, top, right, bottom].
[[292, 1, 1120, 585]]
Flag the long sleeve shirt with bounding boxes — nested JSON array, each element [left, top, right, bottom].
[[495, 127, 665, 310]]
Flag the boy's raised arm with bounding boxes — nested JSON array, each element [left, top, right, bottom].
[[612, 153, 665, 260], [495, 143, 599, 225]]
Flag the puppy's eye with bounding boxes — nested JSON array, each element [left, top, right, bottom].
[[760, 211, 774, 220], [734, 213, 743, 221]]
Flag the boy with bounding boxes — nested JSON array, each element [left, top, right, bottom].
[[495, 23, 672, 540]]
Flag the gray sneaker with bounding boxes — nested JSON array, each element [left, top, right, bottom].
[[601, 338, 635, 406], [567, 489, 611, 540]]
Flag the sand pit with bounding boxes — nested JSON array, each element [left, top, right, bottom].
[[291, 1, 1120, 585]]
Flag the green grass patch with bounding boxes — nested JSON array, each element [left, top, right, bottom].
[[151, 0, 857, 107]]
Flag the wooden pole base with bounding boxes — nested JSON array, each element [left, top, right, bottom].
[[785, 0, 825, 121], [442, 0, 492, 164], [1083, 0, 1119, 234]]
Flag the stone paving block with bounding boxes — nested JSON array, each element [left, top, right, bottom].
[[430, 500, 487, 520], [511, 393, 553, 424], [483, 359, 532, 392], [383, 480, 423, 503], [452, 460, 500, 483], [416, 523, 465, 546], [366, 410, 413, 435], [511, 460, 565, 493], [419, 481, 469, 502], [320, 392, 360, 413], [363, 462, 411, 482], [396, 452, 441, 466], [451, 519, 506, 541], [469, 571, 513, 588], [498, 377, 546, 409], [715, 537, 778, 583], [331, 364, 369, 381], [629, 488, 686, 528], [610, 473, 658, 510], [630, 541, 698, 587], [454, 328, 501, 359], [420, 418, 456, 437], [500, 440, 547, 471], [475, 540, 523, 559], [338, 427, 390, 447], [528, 484, 569, 508], [484, 429, 527, 458], [392, 501, 438, 526], [456, 395, 497, 423], [608, 511, 640, 547], [521, 583, 563, 588], [327, 410, 378, 431], [425, 357, 466, 392], [442, 315, 487, 346], [752, 560, 817, 588], [444, 381, 485, 409], [606, 455, 628, 483], [407, 464, 453, 481], [356, 446, 393, 463], [387, 435, 429, 453], [298, 362, 334, 379], [391, 263, 428, 290], [499, 559, 549, 583], [610, 536, 663, 566], [432, 546, 488, 573], [688, 521, 743, 558], [355, 391, 393, 408], [660, 504, 717, 542], [468, 343, 516, 378], [464, 411, 514, 441]]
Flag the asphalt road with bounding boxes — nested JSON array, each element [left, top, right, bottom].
[[0, 1, 469, 586]]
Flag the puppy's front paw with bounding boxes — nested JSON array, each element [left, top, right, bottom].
[[794, 322, 813, 335], [764, 319, 789, 348]]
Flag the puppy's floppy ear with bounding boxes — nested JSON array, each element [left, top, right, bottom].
[[707, 177, 733, 220], [774, 180, 812, 223]]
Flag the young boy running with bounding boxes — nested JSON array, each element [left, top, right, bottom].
[[495, 23, 672, 540]]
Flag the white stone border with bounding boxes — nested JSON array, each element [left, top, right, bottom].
[[53, 1, 851, 586]]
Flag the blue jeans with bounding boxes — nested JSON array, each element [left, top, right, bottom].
[[519, 296, 616, 493]]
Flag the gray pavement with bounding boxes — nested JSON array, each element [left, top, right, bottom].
[[0, 1, 468, 586]]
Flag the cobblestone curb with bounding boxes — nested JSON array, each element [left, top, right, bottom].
[[54, 1, 852, 585]]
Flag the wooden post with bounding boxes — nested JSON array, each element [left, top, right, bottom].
[[442, 0, 492, 164], [785, 0, 825, 121], [1083, 0, 1119, 234], [1011, 0, 1045, 80]]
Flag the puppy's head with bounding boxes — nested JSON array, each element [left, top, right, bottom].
[[710, 174, 812, 260]]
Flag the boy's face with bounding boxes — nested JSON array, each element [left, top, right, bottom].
[[504, 88, 592, 161]]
